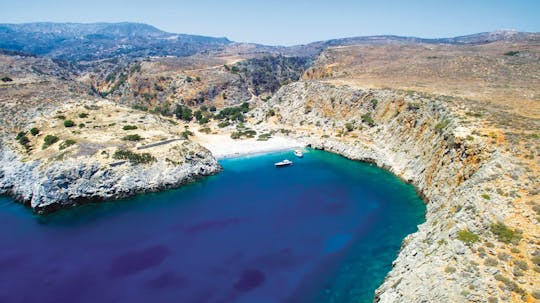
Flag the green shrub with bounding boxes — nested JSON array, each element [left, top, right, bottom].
[[504, 51, 519, 56], [194, 110, 203, 121], [122, 134, 142, 141], [214, 103, 249, 122], [122, 125, 138, 130], [18, 135, 30, 145], [199, 127, 211, 134], [514, 260, 528, 271], [15, 131, 27, 140], [435, 119, 450, 133], [17, 135, 30, 149], [132, 104, 148, 111], [113, 149, 155, 165], [78, 123, 85, 128], [444, 266, 456, 273], [42, 135, 59, 149], [230, 132, 241, 139], [490, 222, 521, 244], [209, 105, 217, 112], [84, 104, 101, 110], [181, 130, 194, 140], [217, 121, 230, 128], [174, 105, 193, 121], [55, 115, 66, 120], [494, 274, 525, 295], [531, 256, 540, 267], [59, 139, 76, 150], [78, 113, 88, 118], [154, 103, 172, 116], [484, 258, 498, 266], [457, 229, 480, 244], [231, 129, 257, 140], [370, 98, 378, 107], [481, 194, 491, 200], [345, 122, 355, 132], [30, 128, 40, 136], [63, 120, 75, 127], [361, 113, 375, 126], [257, 133, 272, 141], [1, 76, 13, 82]]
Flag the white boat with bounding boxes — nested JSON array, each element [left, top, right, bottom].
[[275, 159, 293, 167], [294, 150, 303, 158]]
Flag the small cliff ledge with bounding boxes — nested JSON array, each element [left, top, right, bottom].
[[254, 81, 539, 302], [0, 101, 221, 213]]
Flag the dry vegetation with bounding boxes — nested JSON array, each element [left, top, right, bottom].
[[9, 101, 194, 166]]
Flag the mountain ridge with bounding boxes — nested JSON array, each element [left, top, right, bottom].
[[0, 22, 538, 61]]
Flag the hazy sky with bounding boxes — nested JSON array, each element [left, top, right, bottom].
[[0, 0, 538, 45]]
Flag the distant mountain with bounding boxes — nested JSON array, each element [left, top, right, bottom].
[[315, 30, 536, 47], [278, 30, 539, 57], [0, 22, 231, 61], [1, 22, 537, 62]]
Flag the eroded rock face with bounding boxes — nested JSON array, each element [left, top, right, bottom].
[[0, 100, 222, 213], [0, 142, 220, 213], [254, 81, 539, 302]]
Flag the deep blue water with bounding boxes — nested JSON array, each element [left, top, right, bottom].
[[0, 150, 425, 303]]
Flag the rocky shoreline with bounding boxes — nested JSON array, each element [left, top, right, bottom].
[[0, 142, 221, 214]]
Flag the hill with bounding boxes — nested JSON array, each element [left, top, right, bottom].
[[0, 22, 231, 61]]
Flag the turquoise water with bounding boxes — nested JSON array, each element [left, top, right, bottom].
[[0, 149, 425, 303]]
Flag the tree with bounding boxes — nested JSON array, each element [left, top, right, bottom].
[[174, 105, 193, 121], [30, 128, 40, 136]]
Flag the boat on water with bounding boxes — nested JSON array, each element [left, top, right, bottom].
[[275, 159, 293, 167], [294, 150, 303, 158]]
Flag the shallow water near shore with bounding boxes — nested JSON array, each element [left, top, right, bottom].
[[0, 149, 425, 303]]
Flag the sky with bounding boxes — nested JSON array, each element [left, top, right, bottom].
[[0, 0, 539, 45]]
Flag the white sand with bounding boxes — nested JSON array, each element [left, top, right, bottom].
[[193, 133, 304, 159]]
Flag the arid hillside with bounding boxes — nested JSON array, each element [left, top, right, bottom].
[[85, 52, 310, 112], [0, 53, 89, 134], [302, 36, 540, 217], [304, 33, 540, 118]]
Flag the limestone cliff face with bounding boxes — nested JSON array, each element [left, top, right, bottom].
[[0, 100, 222, 213], [0, 141, 220, 213], [254, 81, 538, 302]]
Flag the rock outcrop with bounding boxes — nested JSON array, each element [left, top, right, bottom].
[[0, 141, 220, 214], [0, 143, 220, 213], [253, 81, 539, 302], [0, 101, 221, 214]]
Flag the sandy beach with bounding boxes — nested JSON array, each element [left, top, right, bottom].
[[192, 132, 305, 159]]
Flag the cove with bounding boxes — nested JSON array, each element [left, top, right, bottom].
[[0, 149, 425, 303]]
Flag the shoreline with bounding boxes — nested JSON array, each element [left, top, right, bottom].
[[192, 133, 305, 160]]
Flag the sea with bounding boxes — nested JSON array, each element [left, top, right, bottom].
[[0, 149, 425, 303]]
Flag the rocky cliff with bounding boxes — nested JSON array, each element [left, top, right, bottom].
[[0, 101, 221, 213], [253, 81, 539, 302]]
